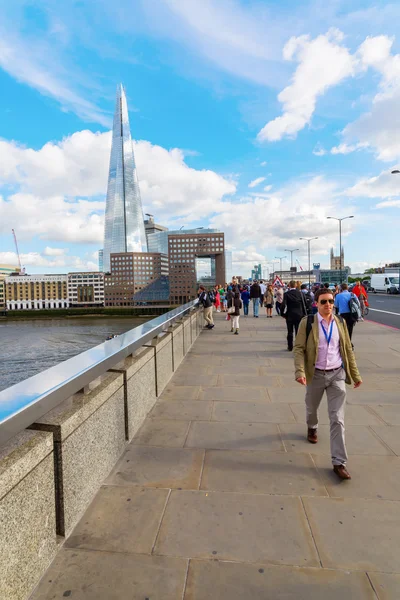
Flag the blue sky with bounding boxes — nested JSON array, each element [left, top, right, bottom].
[[1, 0, 400, 277]]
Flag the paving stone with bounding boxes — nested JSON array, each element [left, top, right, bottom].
[[198, 386, 269, 402], [155, 490, 319, 566], [279, 424, 393, 456], [313, 454, 400, 500], [371, 426, 400, 455], [303, 496, 400, 572], [346, 390, 400, 405], [219, 374, 281, 388], [184, 560, 376, 600], [160, 386, 201, 401], [31, 548, 187, 600], [65, 486, 169, 554], [150, 400, 213, 421], [268, 386, 307, 403], [105, 446, 204, 490], [185, 421, 284, 451], [133, 419, 190, 447], [201, 450, 327, 496], [172, 374, 219, 386], [209, 364, 260, 374], [368, 571, 400, 600], [212, 401, 296, 423], [369, 404, 400, 425], [290, 403, 384, 426]]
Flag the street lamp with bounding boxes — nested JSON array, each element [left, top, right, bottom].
[[268, 262, 277, 280], [391, 170, 400, 290], [299, 237, 318, 288], [275, 256, 287, 274], [326, 215, 354, 284], [284, 248, 299, 270]]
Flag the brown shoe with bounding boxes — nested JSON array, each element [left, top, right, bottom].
[[333, 465, 351, 480], [307, 428, 318, 444]]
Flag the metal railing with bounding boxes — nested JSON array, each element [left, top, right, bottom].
[[0, 299, 198, 446]]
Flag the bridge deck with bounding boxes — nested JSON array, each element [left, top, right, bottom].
[[31, 313, 400, 599]]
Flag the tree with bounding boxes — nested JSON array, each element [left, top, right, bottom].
[[364, 268, 375, 274]]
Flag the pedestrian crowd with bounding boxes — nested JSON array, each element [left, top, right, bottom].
[[198, 277, 368, 481]]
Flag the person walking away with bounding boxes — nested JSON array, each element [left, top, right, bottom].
[[300, 284, 314, 315], [280, 280, 307, 351], [334, 283, 360, 342], [228, 291, 242, 334], [214, 286, 221, 312], [294, 287, 362, 480], [352, 280, 368, 321], [275, 286, 284, 315], [241, 286, 250, 316], [198, 286, 215, 329], [264, 285, 274, 318], [250, 281, 262, 317], [259, 280, 266, 307]]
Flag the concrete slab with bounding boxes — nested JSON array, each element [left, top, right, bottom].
[[303, 496, 400, 572], [279, 424, 394, 456], [172, 374, 218, 386], [368, 571, 400, 600], [346, 390, 400, 405], [160, 385, 201, 400], [369, 404, 400, 425], [219, 374, 281, 388], [198, 386, 269, 402], [209, 364, 261, 375], [31, 548, 187, 600], [105, 446, 204, 490], [290, 403, 384, 426], [185, 422, 285, 451], [155, 490, 319, 566], [313, 454, 400, 500], [212, 401, 296, 423], [201, 450, 327, 496], [150, 400, 213, 421], [371, 426, 400, 455], [65, 485, 169, 554], [268, 386, 307, 403], [133, 419, 190, 447], [184, 560, 376, 600]]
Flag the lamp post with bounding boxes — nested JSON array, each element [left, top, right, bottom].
[[284, 248, 299, 270], [299, 237, 318, 288], [326, 215, 354, 284], [275, 256, 287, 276], [268, 262, 277, 281], [391, 170, 400, 291]]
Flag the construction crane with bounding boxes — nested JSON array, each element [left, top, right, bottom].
[[295, 258, 304, 271], [12, 229, 22, 271]]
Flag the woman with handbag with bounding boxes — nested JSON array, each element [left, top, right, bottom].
[[264, 285, 274, 318], [227, 291, 242, 334]]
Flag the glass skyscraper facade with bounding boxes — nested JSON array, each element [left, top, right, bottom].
[[103, 84, 147, 272]]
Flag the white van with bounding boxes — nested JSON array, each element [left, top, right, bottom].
[[370, 273, 399, 294]]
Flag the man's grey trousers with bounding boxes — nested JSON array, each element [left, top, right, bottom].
[[305, 367, 347, 466]]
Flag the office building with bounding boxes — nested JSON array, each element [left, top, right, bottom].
[[98, 250, 103, 272], [68, 273, 105, 307], [5, 274, 68, 310], [104, 252, 168, 306], [144, 215, 168, 247], [168, 232, 225, 304], [0, 280, 5, 309], [147, 227, 219, 255], [103, 84, 147, 273], [251, 264, 262, 280], [0, 264, 21, 277]]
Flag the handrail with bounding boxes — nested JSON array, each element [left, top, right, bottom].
[[0, 299, 198, 446]]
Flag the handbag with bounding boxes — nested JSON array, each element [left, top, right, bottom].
[[227, 306, 235, 314]]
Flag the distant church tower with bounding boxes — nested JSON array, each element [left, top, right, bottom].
[[330, 247, 344, 270]]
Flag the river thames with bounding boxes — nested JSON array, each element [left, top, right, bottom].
[[0, 317, 148, 392]]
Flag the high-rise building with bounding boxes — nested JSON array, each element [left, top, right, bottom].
[[144, 215, 168, 247], [103, 84, 147, 273], [98, 249, 103, 272]]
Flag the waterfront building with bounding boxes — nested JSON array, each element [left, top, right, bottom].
[[103, 84, 147, 273], [67, 273, 105, 307], [104, 252, 168, 307], [5, 274, 68, 310], [0, 280, 5, 309], [168, 232, 225, 304]]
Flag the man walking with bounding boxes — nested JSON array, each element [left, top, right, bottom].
[[334, 283, 359, 340], [281, 280, 307, 351], [250, 280, 262, 318], [198, 286, 215, 329], [352, 280, 368, 321], [259, 280, 266, 307], [294, 288, 362, 479]]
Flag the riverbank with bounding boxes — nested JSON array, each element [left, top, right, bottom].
[[0, 306, 174, 321]]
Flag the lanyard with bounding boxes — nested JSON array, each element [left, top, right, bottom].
[[321, 320, 334, 345]]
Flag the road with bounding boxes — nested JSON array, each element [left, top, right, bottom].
[[365, 292, 400, 330]]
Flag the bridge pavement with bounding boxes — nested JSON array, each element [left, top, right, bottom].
[[31, 312, 400, 599]]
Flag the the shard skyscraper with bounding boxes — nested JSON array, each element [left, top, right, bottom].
[[103, 84, 147, 272]]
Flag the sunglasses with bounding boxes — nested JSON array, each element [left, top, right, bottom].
[[320, 299, 334, 305]]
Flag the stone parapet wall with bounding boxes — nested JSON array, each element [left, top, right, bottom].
[[0, 307, 201, 600]]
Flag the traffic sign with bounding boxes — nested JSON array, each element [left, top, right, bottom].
[[273, 276, 283, 287]]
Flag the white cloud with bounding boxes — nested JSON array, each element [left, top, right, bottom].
[[0, 250, 98, 271], [248, 177, 266, 188], [43, 247, 68, 256], [346, 168, 400, 199], [313, 146, 327, 156], [260, 161, 267, 166], [263, 185, 272, 192], [330, 142, 368, 155], [258, 29, 356, 142], [375, 200, 400, 209]]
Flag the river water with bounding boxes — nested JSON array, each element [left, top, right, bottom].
[[0, 317, 149, 392]]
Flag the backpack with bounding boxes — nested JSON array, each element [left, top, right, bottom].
[[348, 294, 361, 322], [306, 314, 344, 341], [303, 291, 313, 314], [208, 290, 216, 304]]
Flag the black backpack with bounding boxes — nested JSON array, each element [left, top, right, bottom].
[[208, 290, 216, 304], [306, 314, 344, 341], [303, 291, 313, 314]]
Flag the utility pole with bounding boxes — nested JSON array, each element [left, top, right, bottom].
[[275, 256, 286, 275], [284, 248, 299, 270], [299, 237, 318, 288]]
